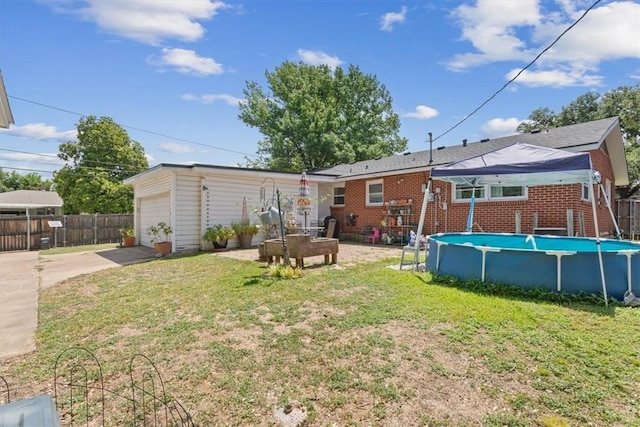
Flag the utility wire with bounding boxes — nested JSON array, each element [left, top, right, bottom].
[[7, 95, 259, 159], [432, 0, 602, 143], [0, 148, 146, 172]]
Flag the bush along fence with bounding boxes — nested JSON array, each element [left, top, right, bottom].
[[0, 214, 133, 252]]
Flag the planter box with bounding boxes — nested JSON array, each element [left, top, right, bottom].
[[264, 234, 339, 267]]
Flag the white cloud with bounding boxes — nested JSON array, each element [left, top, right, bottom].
[[481, 118, 521, 137], [70, 0, 229, 45], [159, 142, 193, 153], [181, 93, 242, 106], [532, 2, 640, 66], [0, 123, 77, 141], [0, 151, 63, 165], [380, 6, 408, 32], [447, 1, 640, 87], [506, 68, 602, 87], [404, 105, 439, 120], [296, 49, 343, 70], [152, 48, 224, 76]]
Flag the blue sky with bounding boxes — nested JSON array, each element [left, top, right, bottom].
[[1, 0, 639, 179]]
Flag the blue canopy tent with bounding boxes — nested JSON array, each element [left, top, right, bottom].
[[413, 142, 618, 304]]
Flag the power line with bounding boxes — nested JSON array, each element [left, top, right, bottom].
[[1, 166, 56, 175], [0, 148, 145, 172], [432, 0, 602, 143], [7, 95, 260, 159]]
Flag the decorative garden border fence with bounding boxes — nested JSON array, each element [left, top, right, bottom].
[[0, 214, 133, 252], [1, 348, 195, 426]]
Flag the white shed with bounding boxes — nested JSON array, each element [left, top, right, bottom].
[[124, 164, 335, 253]]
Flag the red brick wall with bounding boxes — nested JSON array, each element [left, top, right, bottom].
[[331, 147, 618, 237]]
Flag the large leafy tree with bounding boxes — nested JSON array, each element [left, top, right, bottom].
[[518, 85, 640, 198], [53, 116, 148, 214], [239, 62, 408, 171], [0, 168, 52, 192]]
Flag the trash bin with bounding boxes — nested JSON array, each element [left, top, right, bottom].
[[40, 237, 50, 250]]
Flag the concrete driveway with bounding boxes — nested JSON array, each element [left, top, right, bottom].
[[0, 246, 156, 360]]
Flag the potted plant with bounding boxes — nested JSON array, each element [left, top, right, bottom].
[[146, 221, 172, 255], [231, 219, 259, 249], [120, 225, 135, 248], [203, 224, 235, 250]]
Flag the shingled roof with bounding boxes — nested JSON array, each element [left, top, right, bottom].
[[314, 117, 625, 182]]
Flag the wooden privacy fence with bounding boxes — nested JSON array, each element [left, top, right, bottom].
[[617, 199, 640, 240], [0, 214, 133, 252]]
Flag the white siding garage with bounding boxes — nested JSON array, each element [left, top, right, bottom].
[[124, 164, 335, 253], [139, 192, 170, 247]]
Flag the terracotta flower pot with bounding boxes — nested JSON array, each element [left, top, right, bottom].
[[153, 241, 172, 255], [122, 236, 135, 247]]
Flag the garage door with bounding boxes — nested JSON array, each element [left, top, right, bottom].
[[139, 193, 170, 247]]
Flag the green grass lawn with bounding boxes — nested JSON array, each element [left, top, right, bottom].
[[2, 252, 639, 426]]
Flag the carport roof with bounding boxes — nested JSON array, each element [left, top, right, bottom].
[[0, 190, 63, 208]]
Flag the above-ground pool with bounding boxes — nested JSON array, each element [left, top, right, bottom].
[[426, 233, 640, 301]]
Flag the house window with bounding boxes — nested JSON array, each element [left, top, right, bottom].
[[489, 185, 526, 199], [582, 183, 591, 201], [453, 184, 526, 201], [333, 187, 345, 206], [366, 179, 384, 206], [605, 179, 612, 207], [454, 185, 485, 201]]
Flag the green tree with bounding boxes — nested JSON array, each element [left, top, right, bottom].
[[516, 107, 556, 133], [239, 62, 408, 171], [556, 92, 601, 127], [517, 85, 640, 198], [53, 116, 148, 214], [0, 168, 52, 192]]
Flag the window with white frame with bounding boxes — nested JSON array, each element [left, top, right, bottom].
[[490, 185, 526, 199], [453, 184, 526, 201], [366, 179, 384, 206], [333, 186, 345, 206], [454, 185, 485, 201], [605, 179, 612, 207], [582, 183, 591, 201]]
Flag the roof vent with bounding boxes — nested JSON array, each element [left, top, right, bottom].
[[375, 157, 381, 160], [437, 146, 445, 150], [531, 129, 541, 134], [462, 139, 468, 147], [480, 138, 490, 143], [403, 152, 411, 155]]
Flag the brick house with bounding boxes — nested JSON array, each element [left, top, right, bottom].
[[315, 117, 628, 242], [126, 117, 628, 253]]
